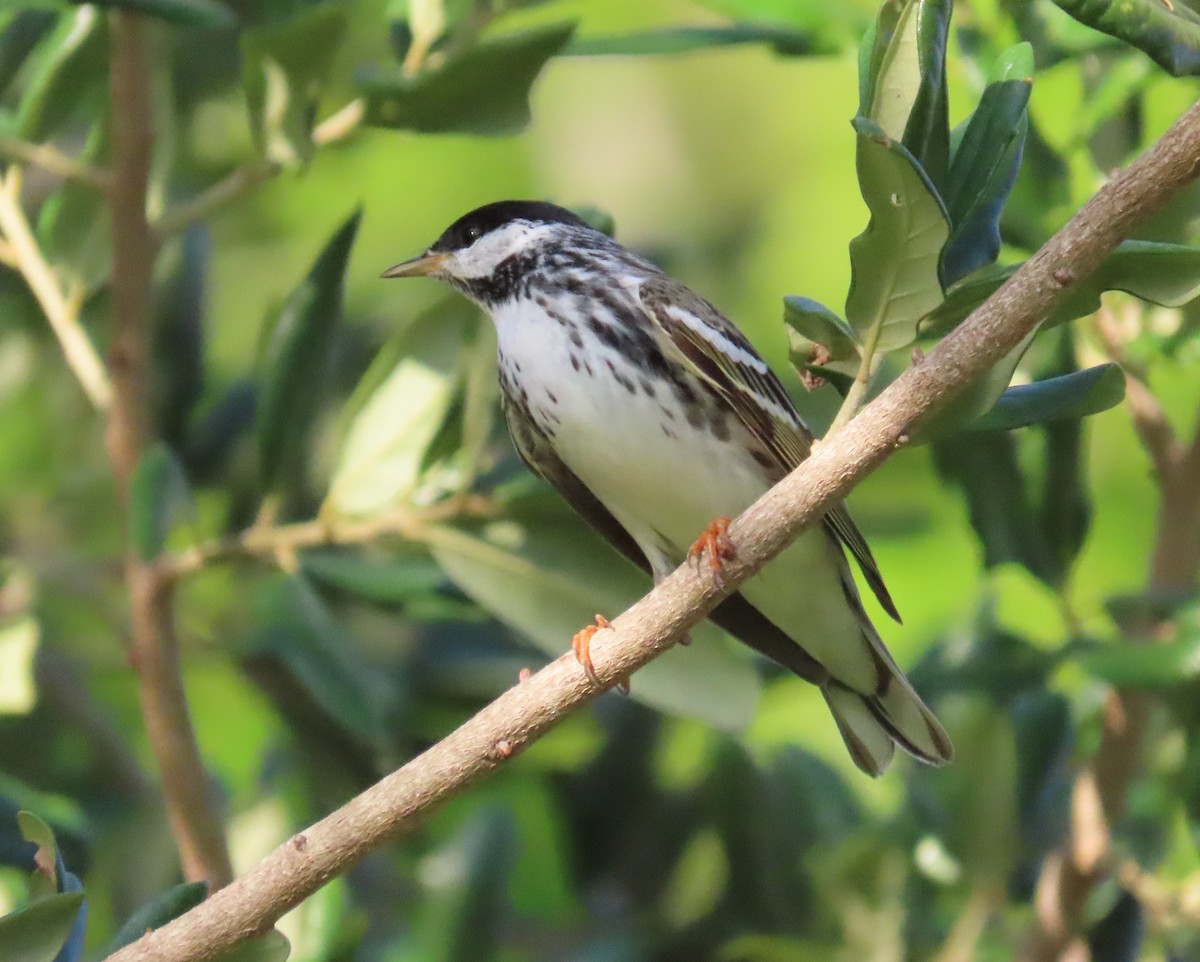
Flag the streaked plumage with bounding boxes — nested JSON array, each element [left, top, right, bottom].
[[384, 200, 952, 775]]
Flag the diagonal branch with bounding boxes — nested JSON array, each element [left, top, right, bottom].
[[105, 95, 1200, 962]]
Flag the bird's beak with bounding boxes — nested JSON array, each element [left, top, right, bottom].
[[381, 250, 448, 279]]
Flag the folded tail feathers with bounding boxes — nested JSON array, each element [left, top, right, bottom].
[[823, 672, 953, 778]]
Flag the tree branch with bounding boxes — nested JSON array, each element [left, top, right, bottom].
[[106, 11, 233, 890], [103, 94, 1200, 962], [0, 136, 110, 188], [0, 168, 112, 409]]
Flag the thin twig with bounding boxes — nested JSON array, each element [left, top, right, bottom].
[[163, 495, 491, 581], [0, 136, 110, 188], [106, 11, 233, 890], [0, 168, 113, 409], [153, 98, 365, 238], [104, 88, 1200, 962]]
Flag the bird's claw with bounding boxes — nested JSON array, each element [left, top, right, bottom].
[[572, 614, 610, 688], [688, 517, 736, 587]]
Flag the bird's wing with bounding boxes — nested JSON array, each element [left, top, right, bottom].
[[502, 395, 830, 684], [635, 275, 901, 623]]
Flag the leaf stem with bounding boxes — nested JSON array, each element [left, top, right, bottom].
[[826, 313, 885, 436], [0, 168, 113, 409]]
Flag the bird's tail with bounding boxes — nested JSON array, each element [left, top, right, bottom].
[[823, 666, 953, 778]]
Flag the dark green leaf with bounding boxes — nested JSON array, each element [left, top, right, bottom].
[[256, 209, 360, 495], [81, 0, 235, 28], [942, 43, 1033, 284], [924, 241, 1200, 336], [0, 892, 85, 962], [361, 23, 575, 136], [1087, 890, 1144, 962], [1001, 118, 1070, 250], [104, 882, 208, 953], [246, 574, 388, 745], [299, 548, 479, 620], [154, 226, 208, 447], [845, 116, 949, 352], [1076, 635, 1200, 687], [932, 432, 1060, 584], [1051, 0, 1200, 76], [564, 24, 812, 57], [1011, 692, 1073, 858], [0, 11, 56, 98], [16, 8, 105, 143], [964, 363, 1124, 433], [242, 6, 348, 166], [128, 444, 191, 562], [900, 0, 951, 190]]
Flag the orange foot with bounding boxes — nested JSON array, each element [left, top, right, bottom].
[[572, 614, 611, 687], [688, 517, 736, 586]]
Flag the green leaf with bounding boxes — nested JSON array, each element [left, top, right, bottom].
[[932, 432, 1060, 584], [1051, 0, 1200, 76], [104, 882, 208, 953], [942, 43, 1033, 284], [1011, 692, 1073, 857], [425, 498, 761, 730], [154, 226, 208, 447], [256, 209, 360, 495], [925, 240, 1200, 336], [564, 24, 813, 57], [325, 297, 474, 517], [129, 444, 191, 562], [0, 892, 85, 962], [900, 0, 951, 190], [82, 0, 235, 28], [866, 0, 920, 141], [964, 364, 1125, 433], [782, 296, 859, 391], [845, 116, 949, 353], [0, 12, 56, 99], [1077, 635, 1200, 688], [210, 930, 290, 962], [242, 5, 348, 167], [361, 22, 575, 136], [246, 575, 389, 746], [300, 547, 480, 620], [16, 7, 105, 142], [0, 616, 38, 715]]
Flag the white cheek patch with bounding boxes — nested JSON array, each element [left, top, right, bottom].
[[448, 221, 556, 278]]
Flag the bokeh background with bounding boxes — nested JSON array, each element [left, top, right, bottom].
[[2, 0, 1200, 959]]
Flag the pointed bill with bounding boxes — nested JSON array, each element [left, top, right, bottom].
[[381, 250, 449, 278]]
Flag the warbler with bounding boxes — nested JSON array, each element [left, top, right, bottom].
[[384, 200, 951, 775]]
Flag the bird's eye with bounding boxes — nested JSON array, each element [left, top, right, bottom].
[[464, 225, 481, 243]]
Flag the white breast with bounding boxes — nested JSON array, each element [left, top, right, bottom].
[[492, 296, 770, 564]]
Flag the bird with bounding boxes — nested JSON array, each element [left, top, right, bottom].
[[383, 200, 952, 776]]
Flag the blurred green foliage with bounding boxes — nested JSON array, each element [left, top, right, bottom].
[[1, 0, 1200, 960]]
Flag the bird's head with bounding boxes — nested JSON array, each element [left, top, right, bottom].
[[382, 200, 603, 304]]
